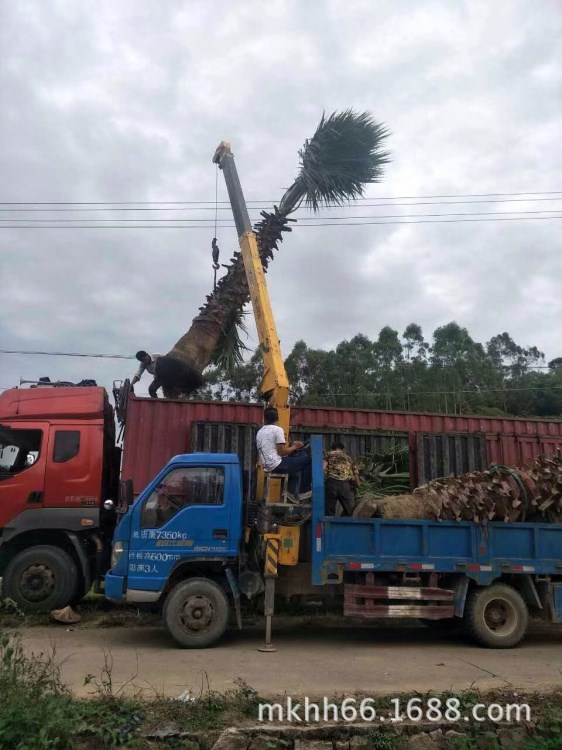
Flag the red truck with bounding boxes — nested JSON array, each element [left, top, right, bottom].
[[0, 385, 120, 612], [1, 382, 561, 612]]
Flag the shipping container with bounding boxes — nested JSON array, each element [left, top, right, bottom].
[[121, 395, 562, 496]]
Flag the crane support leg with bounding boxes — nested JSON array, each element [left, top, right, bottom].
[[258, 534, 280, 653]]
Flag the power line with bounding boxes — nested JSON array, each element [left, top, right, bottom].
[[2, 215, 561, 229], [3, 209, 560, 224], [1, 190, 561, 205], [0, 350, 557, 371], [2, 197, 562, 213], [0, 349, 135, 359], [308, 384, 562, 399]]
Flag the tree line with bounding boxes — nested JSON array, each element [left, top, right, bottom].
[[199, 322, 562, 419]]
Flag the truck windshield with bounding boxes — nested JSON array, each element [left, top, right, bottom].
[[142, 466, 224, 528], [0, 428, 42, 477]]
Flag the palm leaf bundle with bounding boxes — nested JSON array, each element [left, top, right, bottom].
[[354, 454, 562, 524]]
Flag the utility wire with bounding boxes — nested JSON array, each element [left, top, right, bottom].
[[309, 385, 562, 398], [3, 209, 561, 224], [2, 215, 561, 229], [0, 350, 557, 370], [1, 190, 561, 205], [0, 349, 135, 359], [2, 197, 562, 212]]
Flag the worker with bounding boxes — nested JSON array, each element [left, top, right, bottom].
[[256, 407, 311, 499], [324, 441, 359, 516], [131, 351, 162, 398]]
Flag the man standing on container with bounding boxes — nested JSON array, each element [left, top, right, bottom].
[[131, 351, 162, 398], [324, 441, 359, 516], [256, 407, 311, 499]]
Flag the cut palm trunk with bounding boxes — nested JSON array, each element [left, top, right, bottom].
[[353, 455, 562, 524], [158, 111, 390, 393]]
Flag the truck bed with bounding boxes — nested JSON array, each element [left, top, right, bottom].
[[313, 516, 562, 585]]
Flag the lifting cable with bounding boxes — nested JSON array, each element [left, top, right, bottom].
[[211, 165, 220, 289]]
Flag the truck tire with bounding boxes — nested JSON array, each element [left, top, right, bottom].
[[3, 546, 78, 613], [464, 584, 528, 648], [163, 577, 229, 648]]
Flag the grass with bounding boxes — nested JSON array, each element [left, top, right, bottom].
[[1, 630, 561, 750], [0, 592, 160, 630]]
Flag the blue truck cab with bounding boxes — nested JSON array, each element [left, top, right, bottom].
[[107, 436, 562, 649], [107, 453, 242, 599]]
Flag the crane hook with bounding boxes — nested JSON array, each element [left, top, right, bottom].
[[212, 237, 220, 290]]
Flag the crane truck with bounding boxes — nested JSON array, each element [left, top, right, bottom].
[[104, 143, 562, 650]]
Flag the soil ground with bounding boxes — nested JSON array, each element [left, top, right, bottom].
[[15, 617, 562, 699]]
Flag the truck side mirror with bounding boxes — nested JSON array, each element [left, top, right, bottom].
[[118, 478, 134, 513]]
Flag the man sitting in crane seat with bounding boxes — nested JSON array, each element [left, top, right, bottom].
[[256, 407, 311, 499]]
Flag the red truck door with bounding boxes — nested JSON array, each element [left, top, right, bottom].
[[0, 422, 49, 528], [43, 425, 103, 510]]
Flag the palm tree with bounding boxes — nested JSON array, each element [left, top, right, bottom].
[[158, 110, 390, 395]]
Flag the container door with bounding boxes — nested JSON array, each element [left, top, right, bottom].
[[416, 432, 487, 484], [0, 422, 48, 527], [127, 463, 238, 592]]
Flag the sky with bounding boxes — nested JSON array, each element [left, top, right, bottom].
[[1, 0, 561, 398]]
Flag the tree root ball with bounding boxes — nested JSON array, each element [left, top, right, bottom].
[[156, 355, 205, 394]]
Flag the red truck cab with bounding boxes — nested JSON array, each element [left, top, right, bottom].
[[0, 386, 120, 612]]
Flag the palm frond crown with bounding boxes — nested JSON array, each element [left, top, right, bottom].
[[279, 109, 390, 214]]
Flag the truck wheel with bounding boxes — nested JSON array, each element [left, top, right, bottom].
[[3, 546, 78, 613], [464, 584, 528, 648], [163, 577, 229, 648]]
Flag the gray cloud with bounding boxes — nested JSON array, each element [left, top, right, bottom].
[[1, 0, 561, 398]]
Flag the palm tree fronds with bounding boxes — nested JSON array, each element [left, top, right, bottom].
[[209, 308, 250, 375], [281, 110, 390, 213]]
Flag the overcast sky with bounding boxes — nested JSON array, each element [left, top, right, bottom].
[[1, 0, 561, 398]]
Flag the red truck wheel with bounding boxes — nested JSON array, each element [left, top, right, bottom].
[[163, 577, 229, 648], [464, 584, 528, 648], [3, 546, 78, 613]]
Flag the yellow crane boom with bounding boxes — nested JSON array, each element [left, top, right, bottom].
[[212, 142, 290, 438]]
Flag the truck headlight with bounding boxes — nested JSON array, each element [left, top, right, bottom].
[[111, 541, 127, 570]]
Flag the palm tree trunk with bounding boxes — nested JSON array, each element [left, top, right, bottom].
[[161, 210, 292, 390]]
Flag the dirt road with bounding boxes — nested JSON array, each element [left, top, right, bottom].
[[16, 620, 562, 698]]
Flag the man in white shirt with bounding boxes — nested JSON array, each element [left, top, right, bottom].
[[131, 351, 162, 398], [256, 407, 311, 498]]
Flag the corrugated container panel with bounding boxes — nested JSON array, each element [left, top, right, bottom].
[[417, 433, 487, 483], [189, 422, 410, 501], [121, 396, 562, 494]]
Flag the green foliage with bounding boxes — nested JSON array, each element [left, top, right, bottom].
[[0, 633, 143, 749], [149, 677, 261, 732], [364, 730, 400, 750], [209, 308, 250, 376], [357, 441, 411, 497], [206, 321, 562, 419], [524, 715, 562, 749], [0, 597, 24, 617]]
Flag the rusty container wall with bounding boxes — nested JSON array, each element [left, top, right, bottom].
[[416, 433, 488, 484], [190, 422, 410, 506], [121, 396, 562, 495]]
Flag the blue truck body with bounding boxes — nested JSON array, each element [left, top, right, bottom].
[[107, 436, 562, 646]]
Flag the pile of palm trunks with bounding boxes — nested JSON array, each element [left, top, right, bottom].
[[353, 454, 562, 524]]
